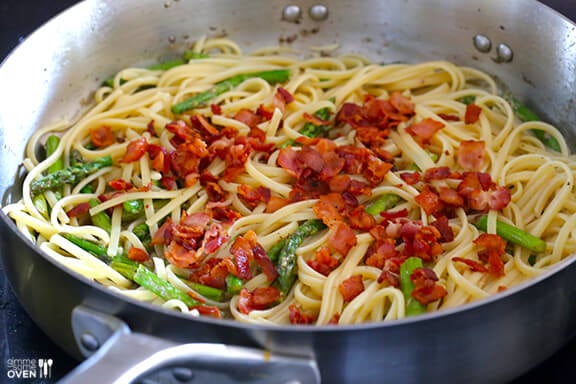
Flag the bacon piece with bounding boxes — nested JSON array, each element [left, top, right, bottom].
[[121, 137, 148, 163], [339, 275, 365, 302], [165, 242, 200, 269], [67, 202, 90, 218], [237, 184, 271, 209], [127, 247, 150, 263], [465, 104, 482, 124], [363, 155, 392, 186], [431, 216, 454, 242], [307, 246, 340, 276], [108, 178, 133, 191], [166, 120, 197, 142], [210, 104, 222, 115], [203, 223, 229, 254], [348, 206, 376, 231], [233, 109, 262, 128], [468, 186, 511, 211], [437, 186, 464, 207], [90, 125, 115, 148], [389, 92, 415, 115], [328, 222, 357, 256], [151, 218, 174, 246], [277, 87, 294, 104], [457, 140, 485, 171], [423, 166, 456, 182], [192, 114, 220, 136], [313, 196, 345, 227], [265, 195, 289, 213], [405, 118, 445, 145], [410, 267, 447, 305], [230, 234, 255, 280], [192, 305, 222, 319], [365, 238, 398, 269], [438, 113, 460, 122], [302, 112, 330, 127], [453, 257, 489, 273], [474, 233, 506, 277], [289, 304, 317, 325], [253, 243, 278, 281], [400, 171, 421, 185], [401, 223, 443, 261], [415, 188, 443, 216], [148, 145, 170, 174], [238, 287, 281, 314]]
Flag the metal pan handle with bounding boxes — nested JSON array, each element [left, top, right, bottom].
[[60, 306, 320, 384]]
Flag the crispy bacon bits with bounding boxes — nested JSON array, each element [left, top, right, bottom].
[[230, 230, 277, 281], [152, 212, 229, 269], [457, 140, 485, 171], [474, 233, 507, 277], [238, 286, 281, 314], [90, 125, 115, 148], [406, 118, 445, 145], [289, 304, 318, 325], [410, 267, 447, 305], [464, 104, 482, 125], [339, 274, 365, 302]]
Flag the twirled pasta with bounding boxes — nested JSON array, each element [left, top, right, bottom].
[[4, 38, 576, 326]]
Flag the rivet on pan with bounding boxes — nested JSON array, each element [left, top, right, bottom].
[[473, 34, 492, 53], [282, 5, 302, 22], [173, 367, 195, 382], [80, 333, 100, 351], [495, 43, 514, 62], [309, 4, 329, 21]]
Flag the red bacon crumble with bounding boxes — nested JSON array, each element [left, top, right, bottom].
[[289, 304, 317, 324], [405, 118, 445, 145], [127, 247, 150, 263], [339, 275, 365, 302], [452, 257, 489, 273], [474, 233, 506, 277], [238, 287, 281, 314], [67, 202, 90, 218], [464, 104, 482, 124], [410, 267, 447, 305], [90, 125, 115, 148], [457, 140, 485, 171], [121, 137, 148, 163], [307, 246, 340, 276]]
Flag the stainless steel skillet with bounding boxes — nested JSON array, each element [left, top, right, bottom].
[[1, 1, 576, 382]]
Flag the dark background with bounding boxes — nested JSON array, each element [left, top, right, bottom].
[[1, 1, 576, 383]]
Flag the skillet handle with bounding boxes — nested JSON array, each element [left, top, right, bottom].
[[61, 306, 320, 384]]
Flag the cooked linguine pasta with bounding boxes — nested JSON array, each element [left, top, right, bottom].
[[4, 37, 576, 325]]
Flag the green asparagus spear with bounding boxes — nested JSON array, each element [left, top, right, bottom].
[[473, 215, 546, 253], [122, 199, 144, 221], [182, 50, 209, 61], [62, 234, 110, 262], [30, 155, 113, 195], [274, 219, 327, 296], [184, 281, 224, 301], [109, 257, 202, 307], [299, 104, 333, 138], [133, 223, 152, 251], [45, 135, 64, 175], [503, 93, 561, 152], [458, 95, 476, 105], [400, 257, 427, 317], [172, 69, 291, 114], [266, 238, 287, 264], [103, 51, 209, 87], [88, 198, 112, 233], [33, 194, 49, 218], [225, 274, 244, 296], [365, 194, 403, 216], [133, 264, 202, 307]]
